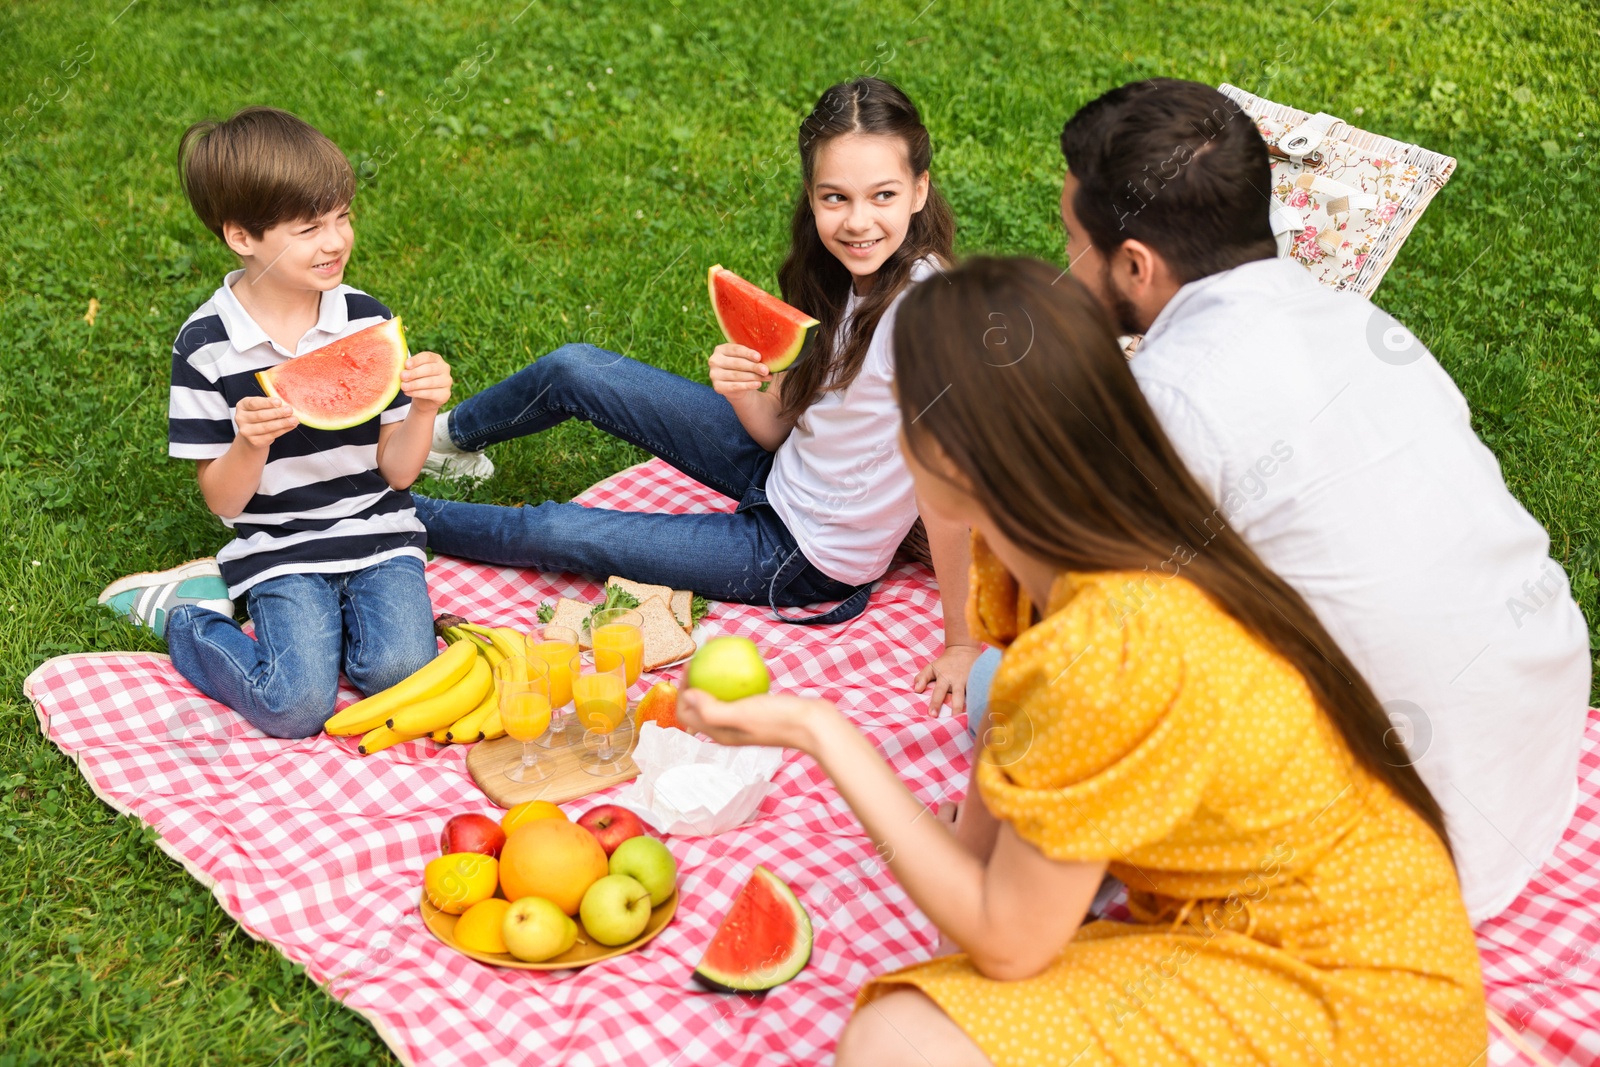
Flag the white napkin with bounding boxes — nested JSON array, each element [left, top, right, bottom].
[[614, 723, 783, 837]]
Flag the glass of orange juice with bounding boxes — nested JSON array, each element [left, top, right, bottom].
[[590, 608, 644, 688], [574, 652, 630, 775], [525, 624, 580, 747], [497, 656, 551, 783]]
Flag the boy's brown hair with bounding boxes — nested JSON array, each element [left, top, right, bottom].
[[178, 106, 355, 241]]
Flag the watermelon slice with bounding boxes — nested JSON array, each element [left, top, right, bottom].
[[708, 265, 819, 373], [692, 865, 812, 993], [256, 317, 409, 431]]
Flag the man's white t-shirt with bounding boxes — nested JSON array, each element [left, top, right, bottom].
[[1131, 257, 1590, 922], [765, 258, 938, 586]]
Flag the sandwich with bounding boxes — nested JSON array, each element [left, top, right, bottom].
[[546, 598, 594, 648], [669, 589, 694, 633], [636, 594, 697, 670]]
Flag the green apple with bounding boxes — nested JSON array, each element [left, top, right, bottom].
[[609, 835, 678, 907], [579, 874, 653, 946], [501, 896, 577, 962], [685, 636, 770, 702]]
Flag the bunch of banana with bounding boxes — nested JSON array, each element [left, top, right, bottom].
[[322, 614, 529, 756]]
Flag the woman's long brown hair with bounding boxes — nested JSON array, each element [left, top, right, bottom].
[[894, 256, 1453, 861], [775, 77, 956, 423]]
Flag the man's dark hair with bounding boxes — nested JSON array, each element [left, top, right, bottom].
[[1059, 79, 1276, 282], [178, 107, 355, 241]]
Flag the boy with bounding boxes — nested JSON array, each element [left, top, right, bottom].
[[100, 107, 452, 738]]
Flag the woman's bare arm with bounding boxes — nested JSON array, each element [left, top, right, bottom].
[[678, 692, 1106, 979]]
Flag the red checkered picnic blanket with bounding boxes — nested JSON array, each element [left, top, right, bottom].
[[24, 459, 1600, 1066]]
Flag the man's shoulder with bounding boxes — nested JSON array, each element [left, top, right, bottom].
[[1136, 265, 1381, 394]]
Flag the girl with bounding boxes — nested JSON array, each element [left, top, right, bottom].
[[679, 258, 1487, 1066], [416, 77, 980, 709]]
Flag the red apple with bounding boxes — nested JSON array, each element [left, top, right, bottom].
[[439, 813, 506, 859], [577, 804, 647, 855]]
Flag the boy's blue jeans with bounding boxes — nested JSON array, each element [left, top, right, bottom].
[[164, 555, 438, 738], [413, 343, 868, 623], [963, 646, 1003, 743]]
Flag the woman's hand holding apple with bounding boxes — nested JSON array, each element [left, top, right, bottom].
[[676, 689, 836, 755]]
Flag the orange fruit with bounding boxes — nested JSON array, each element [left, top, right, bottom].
[[502, 799, 567, 835], [424, 852, 498, 915], [454, 897, 513, 954], [634, 680, 681, 731], [499, 818, 608, 916]]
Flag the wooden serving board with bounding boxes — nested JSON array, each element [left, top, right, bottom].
[[466, 722, 639, 808]]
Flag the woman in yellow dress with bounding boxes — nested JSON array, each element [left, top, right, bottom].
[[678, 256, 1487, 1066]]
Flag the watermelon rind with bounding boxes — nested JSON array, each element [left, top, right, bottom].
[[692, 865, 813, 993], [708, 265, 820, 374], [256, 317, 409, 432]]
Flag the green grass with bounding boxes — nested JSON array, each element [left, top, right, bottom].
[[2, 0, 1596, 1061]]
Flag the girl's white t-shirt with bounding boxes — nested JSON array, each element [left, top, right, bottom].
[[764, 257, 938, 586]]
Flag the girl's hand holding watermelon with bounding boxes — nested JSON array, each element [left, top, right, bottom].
[[399, 350, 453, 414], [710, 342, 794, 452], [709, 342, 772, 396]]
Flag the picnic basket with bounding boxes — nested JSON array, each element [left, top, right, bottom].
[[1218, 82, 1457, 297]]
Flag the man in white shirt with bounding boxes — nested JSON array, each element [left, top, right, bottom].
[[1030, 79, 1586, 923]]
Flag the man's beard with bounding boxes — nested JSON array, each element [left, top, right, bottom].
[[1101, 260, 1147, 336]]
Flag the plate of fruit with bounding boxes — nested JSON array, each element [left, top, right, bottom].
[[420, 801, 679, 968]]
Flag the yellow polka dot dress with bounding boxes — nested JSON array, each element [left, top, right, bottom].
[[860, 541, 1487, 1066]]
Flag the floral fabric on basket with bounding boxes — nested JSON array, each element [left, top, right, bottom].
[[1219, 82, 1457, 297]]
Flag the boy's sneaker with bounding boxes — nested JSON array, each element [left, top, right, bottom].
[[422, 410, 495, 482], [99, 558, 234, 639]]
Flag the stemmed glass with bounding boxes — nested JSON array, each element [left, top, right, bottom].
[[497, 656, 552, 783], [590, 608, 644, 689], [574, 651, 630, 776], [525, 624, 581, 747]]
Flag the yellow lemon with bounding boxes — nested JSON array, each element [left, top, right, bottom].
[[502, 799, 567, 835], [454, 897, 513, 954], [424, 852, 499, 915]]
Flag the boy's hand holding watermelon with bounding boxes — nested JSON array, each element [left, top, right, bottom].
[[234, 395, 300, 449], [399, 350, 453, 413]]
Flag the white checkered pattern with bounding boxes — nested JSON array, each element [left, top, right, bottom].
[[25, 460, 1599, 1065]]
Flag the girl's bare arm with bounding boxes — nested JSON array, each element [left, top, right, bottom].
[[709, 343, 797, 451]]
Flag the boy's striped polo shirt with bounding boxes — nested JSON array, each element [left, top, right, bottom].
[[167, 271, 427, 599]]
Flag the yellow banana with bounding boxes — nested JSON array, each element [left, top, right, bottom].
[[492, 626, 528, 660], [324, 639, 478, 736], [454, 627, 505, 670], [480, 705, 506, 741], [431, 725, 453, 743], [459, 623, 523, 663], [386, 657, 494, 736], [446, 681, 499, 742], [358, 724, 425, 755], [451, 628, 503, 669]]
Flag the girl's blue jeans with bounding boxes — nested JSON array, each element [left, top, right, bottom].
[[413, 344, 865, 619], [164, 555, 438, 738]]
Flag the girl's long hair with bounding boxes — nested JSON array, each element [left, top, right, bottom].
[[776, 78, 956, 423], [894, 256, 1454, 862]]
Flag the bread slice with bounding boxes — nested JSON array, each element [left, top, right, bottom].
[[669, 589, 694, 632], [607, 575, 674, 612], [637, 594, 696, 670], [547, 597, 594, 649]]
